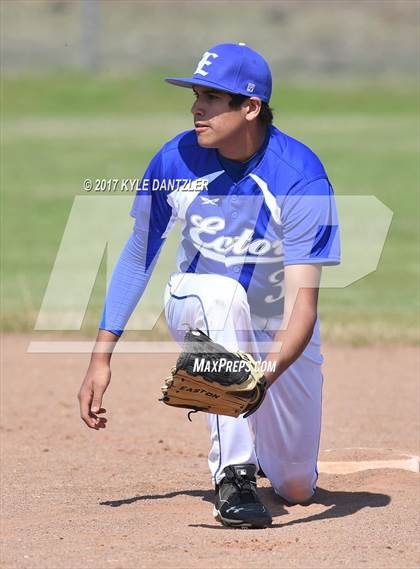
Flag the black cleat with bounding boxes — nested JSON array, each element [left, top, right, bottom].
[[213, 464, 272, 529]]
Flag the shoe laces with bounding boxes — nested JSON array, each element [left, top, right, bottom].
[[224, 467, 257, 501]]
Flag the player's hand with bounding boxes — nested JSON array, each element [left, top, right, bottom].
[[78, 360, 111, 430]]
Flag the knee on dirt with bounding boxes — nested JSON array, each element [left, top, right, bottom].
[[275, 477, 315, 505]]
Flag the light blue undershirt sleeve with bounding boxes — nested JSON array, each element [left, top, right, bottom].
[[99, 230, 162, 336]]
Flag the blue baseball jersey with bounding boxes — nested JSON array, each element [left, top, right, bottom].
[[130, 125, 340, 319]]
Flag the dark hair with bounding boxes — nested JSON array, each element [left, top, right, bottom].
[[229, 93, 274, 126]]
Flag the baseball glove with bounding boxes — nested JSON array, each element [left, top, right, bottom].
[[160, 329, 268, 418]]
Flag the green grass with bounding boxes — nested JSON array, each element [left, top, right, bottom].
[[1, 71, 418, 344]]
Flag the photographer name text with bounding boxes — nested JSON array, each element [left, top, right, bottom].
[[83, 178, 209, 193]]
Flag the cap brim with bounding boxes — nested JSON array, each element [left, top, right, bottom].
[[165, 76, 237, 95]]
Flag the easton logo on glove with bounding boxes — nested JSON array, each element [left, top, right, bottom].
[[178, 386, 221, 398], [160, 329, 268, 418]]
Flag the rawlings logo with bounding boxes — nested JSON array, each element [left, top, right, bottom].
[[189, 215, 283, 265]]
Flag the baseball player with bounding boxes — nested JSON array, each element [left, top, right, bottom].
[[78, 43, 340, 529]]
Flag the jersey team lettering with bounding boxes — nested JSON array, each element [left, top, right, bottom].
[[190, 215, 284, 262]]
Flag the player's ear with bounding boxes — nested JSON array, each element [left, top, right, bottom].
[[244, 97, 262, 122]]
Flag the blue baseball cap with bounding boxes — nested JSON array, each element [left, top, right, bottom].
[[165, 42, 272, 103]]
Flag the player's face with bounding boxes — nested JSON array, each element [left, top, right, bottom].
[[191, 86, 248, 150]]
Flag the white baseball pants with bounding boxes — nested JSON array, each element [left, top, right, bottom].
[[164, 272, 323, 504]]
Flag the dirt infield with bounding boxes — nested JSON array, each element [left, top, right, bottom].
[[1, 334, 419, 569]]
